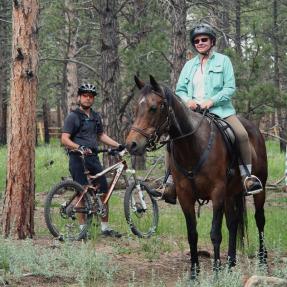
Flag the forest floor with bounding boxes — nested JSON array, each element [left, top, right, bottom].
[[3, 190, 287, 287]]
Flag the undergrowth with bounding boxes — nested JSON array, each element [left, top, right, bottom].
[[0, 237, 116, 286]]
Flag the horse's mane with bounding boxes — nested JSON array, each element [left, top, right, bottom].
[[140, 82, 198, 127], [162, 85, 200, 119], [162, 86, 189, 113]]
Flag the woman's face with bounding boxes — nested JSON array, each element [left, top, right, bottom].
[[194, 35, 212, 54]]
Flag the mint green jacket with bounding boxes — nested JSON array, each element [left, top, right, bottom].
[[175, 52, 236, 118]]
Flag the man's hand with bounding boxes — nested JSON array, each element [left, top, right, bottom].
[[78, 145, 92, 155], [117, 144, 125, 151], [200, 100, 213, 110], [186, 100, 198, 110]]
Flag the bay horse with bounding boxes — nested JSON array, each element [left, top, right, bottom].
[[125, 75, 267, 278]]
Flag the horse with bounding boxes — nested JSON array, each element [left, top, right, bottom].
[[125, 75, 268, 278]]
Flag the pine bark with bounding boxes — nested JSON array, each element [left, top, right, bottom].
[[234, 0, 242, 56], [169, 0, 187, 90], [61, 0, 78, 118], [42, 98, 50, 144], [0, 0, 10, 145], [272, 0, 286, 152], [97, 0, 121, 165], [2, 0, 39, 239]]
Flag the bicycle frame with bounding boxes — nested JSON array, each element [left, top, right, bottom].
[[90, 160, 127, 204], [72, 151, 131, 211]]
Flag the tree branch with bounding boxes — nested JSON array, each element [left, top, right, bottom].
[[0, 18, 12, 24], [40, 57, 104, 90], [145, 50, 173, 67]]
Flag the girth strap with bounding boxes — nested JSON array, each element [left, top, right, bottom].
[[170, 121, 215, 201], [205, 114, 238, 177], [170, 121, 215, 181]]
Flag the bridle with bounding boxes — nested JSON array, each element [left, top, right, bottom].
[[130, 88, 208, 150], [130, 90, 170, 151]]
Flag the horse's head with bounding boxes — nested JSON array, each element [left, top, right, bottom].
[[125, 75, 169, 155]]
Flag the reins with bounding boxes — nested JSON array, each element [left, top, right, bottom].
[[171, 108, 208, 142]]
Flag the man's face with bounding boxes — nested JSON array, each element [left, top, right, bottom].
[[78, 93, 95, 109]]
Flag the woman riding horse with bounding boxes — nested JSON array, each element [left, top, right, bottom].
[[125, 75, 267, 278], [162, 23, 262, 205]]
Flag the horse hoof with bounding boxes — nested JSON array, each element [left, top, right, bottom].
[[190, 264, 200, 280], [258, 250, 268, 266], [213, 260, 222, 273]]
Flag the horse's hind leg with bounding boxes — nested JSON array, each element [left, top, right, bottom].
[[210, 199, 224, 271], [254, 192, 267, 265], [225, 191, 247, 269]]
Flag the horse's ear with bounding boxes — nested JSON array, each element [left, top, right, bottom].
[[134, 75, 145, 90], [149, 75, 161, 93]]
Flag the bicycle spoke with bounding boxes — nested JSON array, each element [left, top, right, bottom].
[[124, 182, 159, 238], [45, 180, 92, 241]]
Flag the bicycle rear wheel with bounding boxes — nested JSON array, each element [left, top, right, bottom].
[[44, 180, 93, 241], [124, 181, 159, 238]]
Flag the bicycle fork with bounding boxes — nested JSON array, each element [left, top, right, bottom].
[[135, 183, 147, 211]]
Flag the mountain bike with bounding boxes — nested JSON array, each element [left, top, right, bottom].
[[44, 148, 159, 241]]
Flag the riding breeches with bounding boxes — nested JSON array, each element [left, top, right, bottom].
[[224, 115, 251, 166]]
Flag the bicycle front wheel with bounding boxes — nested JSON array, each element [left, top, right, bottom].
[[124, 181, 159, 238], [44, 180, 93, 241]]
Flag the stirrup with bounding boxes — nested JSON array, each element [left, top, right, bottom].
[[152, 185, 165, 201], [243, 175, 263, 196]]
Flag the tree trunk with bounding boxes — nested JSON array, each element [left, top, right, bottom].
[[234, 0, 242, 56], [169, 0, 187, 90], [2, 0, 39, 239], [42, 98, 50, 144], [213, 0, 230, 52], [130, 0, 148, 169], [0, 0, 10, 145], [272, 0, 285, 152], [63, 0, 78, 114], [97, 0, 121, 166], [56, 97, 62, 128]]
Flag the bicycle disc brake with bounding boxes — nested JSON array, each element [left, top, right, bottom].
[[94, 195, 108, 217], [60, 202, 76, 220]]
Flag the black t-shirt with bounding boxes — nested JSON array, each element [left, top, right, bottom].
[[62, 108, 104, 150]]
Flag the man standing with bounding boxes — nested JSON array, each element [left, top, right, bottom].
[[61, 83, 124, 237]]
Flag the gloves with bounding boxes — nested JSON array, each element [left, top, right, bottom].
[[78, 145, 92, 155], [107, 148, 117, 156], [117, 144, 125, 151]]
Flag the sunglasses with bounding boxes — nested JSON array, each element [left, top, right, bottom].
[[81, 94, 94, 99], [193, 37, 210, 45]]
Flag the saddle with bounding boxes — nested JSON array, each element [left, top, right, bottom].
[[196, 108, 238, 177]]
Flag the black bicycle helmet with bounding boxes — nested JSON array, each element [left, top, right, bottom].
[[78, 83, 97, 96], [190, 23, 216, 46]]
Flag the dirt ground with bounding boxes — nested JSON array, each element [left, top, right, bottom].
[[4, 191, 287, 287]]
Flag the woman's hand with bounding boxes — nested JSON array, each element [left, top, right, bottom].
[[200, 100, 213, 109], [186, 100, 198, 110]]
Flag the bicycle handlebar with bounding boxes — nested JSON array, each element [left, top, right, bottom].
[[70, 148, 127, 157]]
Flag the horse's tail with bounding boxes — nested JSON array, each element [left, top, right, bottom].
[[236, 194, 248, 249]]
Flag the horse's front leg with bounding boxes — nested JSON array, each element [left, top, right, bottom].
[[183, 203, 199, 279], [210, 198, 224, 272]]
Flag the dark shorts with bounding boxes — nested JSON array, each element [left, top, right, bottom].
[[69, 154, 108, 193]]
